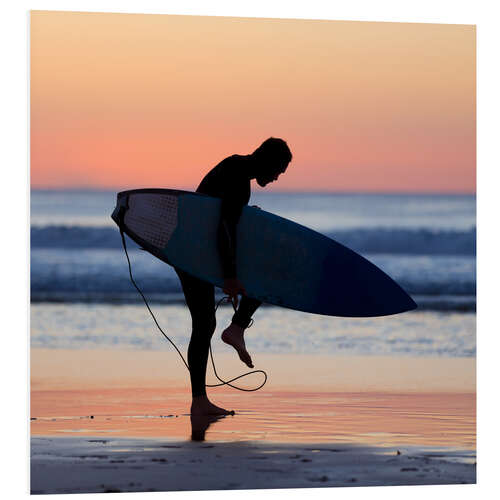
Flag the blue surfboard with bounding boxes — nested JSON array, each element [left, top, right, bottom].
[[112, 188, 417, 317]]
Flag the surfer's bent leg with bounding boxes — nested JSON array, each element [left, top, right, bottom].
[[174, 268, 216, 398], [221, 296, 262, 368], [232, 296, 262, 328]]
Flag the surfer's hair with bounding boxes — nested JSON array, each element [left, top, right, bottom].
[[253, 137, 292, 167]]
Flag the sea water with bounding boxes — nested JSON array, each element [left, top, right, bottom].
[[30, 190, 476, 358]]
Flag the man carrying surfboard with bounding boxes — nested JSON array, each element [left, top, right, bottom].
[[174, 138, 292, 416]]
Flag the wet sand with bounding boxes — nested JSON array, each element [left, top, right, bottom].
[[30, 437, 475, 494], [30, 349, 476, 493]]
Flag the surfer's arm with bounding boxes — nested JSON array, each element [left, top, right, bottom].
[[217, 194, 244, 280]]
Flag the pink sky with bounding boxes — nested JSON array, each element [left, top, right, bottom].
[[30, 12, 476, 192]]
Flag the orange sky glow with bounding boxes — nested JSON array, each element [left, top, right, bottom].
[[30, 11, 476, 193]]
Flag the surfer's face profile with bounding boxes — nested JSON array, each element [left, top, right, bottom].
[[252, 137, 292, 187], [256, 163, 288, 187]]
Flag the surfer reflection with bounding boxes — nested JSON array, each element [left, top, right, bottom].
[[190, 414, 228, 441], [174, 138, 292, 416]]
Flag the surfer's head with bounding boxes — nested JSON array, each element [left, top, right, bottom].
[[252, 137, 292, 187]]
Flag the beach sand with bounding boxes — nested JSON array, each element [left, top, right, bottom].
[[30, 349, 476, 493]]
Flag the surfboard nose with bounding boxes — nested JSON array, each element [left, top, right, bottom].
[[318, 249, 418, 317], [361, 278, 418, 316], [357, 274, 418, 317], [405, 294, 418, 312]]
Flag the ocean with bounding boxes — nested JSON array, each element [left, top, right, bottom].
[[30, 190, 476, 358]]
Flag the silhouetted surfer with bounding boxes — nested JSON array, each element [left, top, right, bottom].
[[175, 138, 292, 416]]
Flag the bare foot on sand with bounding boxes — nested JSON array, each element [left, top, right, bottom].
[[190, 395, 235, 416], [221, 323, 254, 368]]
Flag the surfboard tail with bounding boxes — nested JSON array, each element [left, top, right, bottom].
[[111, 192, 129, 229]]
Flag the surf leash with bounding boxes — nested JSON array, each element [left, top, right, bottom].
[[119, 228, 268, 392]]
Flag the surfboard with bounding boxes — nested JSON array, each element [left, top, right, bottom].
[[111, 188, 417, 317]]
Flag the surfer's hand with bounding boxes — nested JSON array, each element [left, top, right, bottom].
[[251, 205, 261, 209], [223, 278, 246, 309]]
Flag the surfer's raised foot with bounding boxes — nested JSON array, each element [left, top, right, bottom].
[[190, 395, 234, 416], [221, 323, 254, 368]]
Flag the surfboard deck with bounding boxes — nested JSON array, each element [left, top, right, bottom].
[[112, 188, 417, 317]]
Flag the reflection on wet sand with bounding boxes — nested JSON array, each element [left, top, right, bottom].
[[31, 387, 475, 450], [190, 414, 229, 442]]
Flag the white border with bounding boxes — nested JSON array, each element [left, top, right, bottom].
[[3, 1, 499, 499]]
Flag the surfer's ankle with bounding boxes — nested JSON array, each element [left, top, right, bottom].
[[192, 394, 208, 401], [221, 323, 244, 340], [230, 322, 245, 332]]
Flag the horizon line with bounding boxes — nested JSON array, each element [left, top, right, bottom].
[[30, 186, 477, 196]]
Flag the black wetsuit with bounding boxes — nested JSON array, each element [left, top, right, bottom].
[[174, 154, 262, 397]]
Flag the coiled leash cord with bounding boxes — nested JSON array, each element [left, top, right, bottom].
[[119, 229, 268, 392]]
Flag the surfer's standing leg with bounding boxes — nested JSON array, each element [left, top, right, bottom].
[[175, 267, 233, 416], [221, 296, 261, 368]]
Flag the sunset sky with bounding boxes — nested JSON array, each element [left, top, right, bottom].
[[30, 11, 476, 192]]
